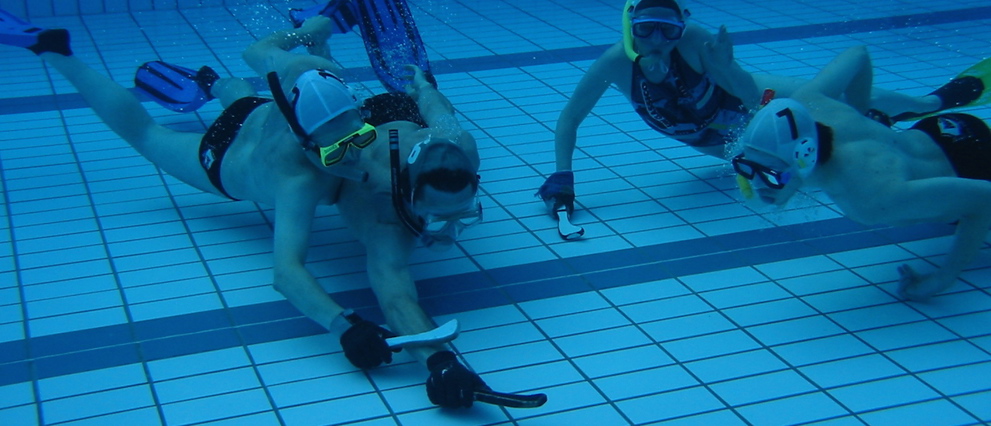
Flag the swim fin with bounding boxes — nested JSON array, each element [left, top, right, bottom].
[[0, 8, 71, 55], [289, 0, 359, 34], [133, 61, 219, 113], [352, 0, 435, 93], [892, 57, 991, 122]]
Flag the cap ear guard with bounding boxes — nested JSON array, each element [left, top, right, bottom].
[[742, 98, 819, 178]]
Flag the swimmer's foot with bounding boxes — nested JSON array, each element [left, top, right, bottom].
[[0, 9, 72, 56]]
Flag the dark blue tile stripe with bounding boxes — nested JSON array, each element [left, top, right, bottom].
[[0, 217, 958, 386], [1, 6, 989, 116]]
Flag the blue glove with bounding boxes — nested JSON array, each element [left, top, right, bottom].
[[425, 350, 489, 408], [340, 316, 400, 369], [535, 171, 575, 217]]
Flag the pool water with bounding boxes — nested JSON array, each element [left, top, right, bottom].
[[1, 0, 990, 424]]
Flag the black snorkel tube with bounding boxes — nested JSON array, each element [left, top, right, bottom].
[[389, 129, 425, 236], [266, 71, 368, 182]]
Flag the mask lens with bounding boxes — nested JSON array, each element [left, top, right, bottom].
[[631, 19, 685, 40], [732, 155, 756, 179], [318, 123, 377, 166]]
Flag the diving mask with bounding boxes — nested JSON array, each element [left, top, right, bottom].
[[631, 17, 686, 40], [313, 122, 377, 167]]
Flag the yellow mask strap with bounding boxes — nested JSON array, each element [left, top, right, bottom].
[[736, 175, 755, 200]]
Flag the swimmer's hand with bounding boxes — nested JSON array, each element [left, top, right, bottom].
[[897, 264, 942, 301], [703, 25, 735, 67], [536, 171, 576, 217], [403, 64, 435, 97], [426, 350, 490, 408], [340, 317, 401, 369]]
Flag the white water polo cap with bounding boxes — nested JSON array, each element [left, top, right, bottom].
[[291, 69, 360, 135], [741, 98, 819, 178]]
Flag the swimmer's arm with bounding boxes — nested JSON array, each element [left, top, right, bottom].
[[406, 66, 480, 170], [869, 177, 991, 293], [242, 16, 342, 79], [800, 46, 872, 113], [692, 25, 760, 108], [555, 43, 623, 171], [271, 188, 345, 332], [361, 224, 446, 365]]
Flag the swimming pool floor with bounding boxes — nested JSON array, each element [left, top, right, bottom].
[[1, 0, 991, 424]]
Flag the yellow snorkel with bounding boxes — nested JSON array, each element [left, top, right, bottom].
[[622, 0, 639, 62]]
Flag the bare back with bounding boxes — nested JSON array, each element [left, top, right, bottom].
[[796, 91, 957, 224]]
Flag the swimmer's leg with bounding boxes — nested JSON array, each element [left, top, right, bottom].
[[754, 73, 940, 122], [210, 77, 258, 109], [40, 50, 223, 197]]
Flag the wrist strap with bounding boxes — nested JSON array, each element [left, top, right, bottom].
[[330, 309, 360, 333]]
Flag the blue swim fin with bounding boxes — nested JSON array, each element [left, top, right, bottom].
[[352, 0, 435, 93], [133, 61, 219, 113], [289, 0, 359, 34], [0, 8, 71, 55]]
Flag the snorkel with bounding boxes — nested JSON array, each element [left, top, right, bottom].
[[266, 71, 369, 182], [622, 0, 639, 62]]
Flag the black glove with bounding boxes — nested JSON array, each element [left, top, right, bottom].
[[339, 316, 400, 369], [535, 171, 576, 218], [426, 350, 489, 408]]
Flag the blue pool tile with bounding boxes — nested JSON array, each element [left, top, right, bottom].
[[919, 362, 991, 396], [516, 404, 628, 426], [161, 388, 272, 425], [155, 367, 262, 405], [583, 263, 670, 290], [38, 363, 147, 401], [481, 361, 584, 397], [662, 330, 760, 362], [799, 354, 906, 389], [504, 276, 594, 303], [535, 308, 629, 337], [772, 334, 875, 367], [621, 294, 713, 324], [886, 340, 991, 373], [0, 404, 37, 426], [237, 317, 325, 346], [684, 349, 787, 384], [953, 390, 991, 422], [572, 345, 673, 379], [710, 370, 817, 406], [599, 278, 690, 306], [593, 364, 698, 401], [855, 320, 958, 351], [469, 341, 564, 373], [507, 381, 607, 422], [827, 375, 940, 413], [858, 398, 978, 425], [828, 303, 928, 332], [140, 329, 241, 360], [553, 325, 652, 358], [722, 298, 819, 327], [146, 346, 251, 382], [616, 386, 726, 424], [519, 292, 610, 320], [747, 315, 844, 346], [34, 344, 140, 382], [132, 308, 231, 341], [640, 311, 736, 343], [736, 392, 849, 425], [268, 372, 373, 408], [41, 384, 155, 424]]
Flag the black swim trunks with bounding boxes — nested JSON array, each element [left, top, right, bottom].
[[200, 97, 272, 200], [911, 113, 991, 181], [361, 93, 427, 127]]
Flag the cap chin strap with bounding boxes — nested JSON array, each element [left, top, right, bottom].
[[389, 129, 425, 236], [267, 71, 367, 182]]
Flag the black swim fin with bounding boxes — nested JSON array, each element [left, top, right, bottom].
[[892, 57, 991, 122], [133, 61, 219, 113], [0, 7, 72, 55]]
